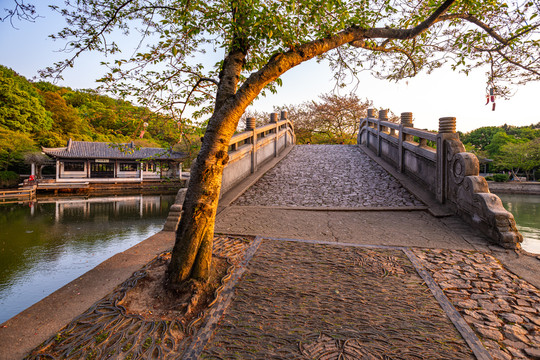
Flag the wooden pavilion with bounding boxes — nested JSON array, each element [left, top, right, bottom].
[[40, 139, 186, 183]]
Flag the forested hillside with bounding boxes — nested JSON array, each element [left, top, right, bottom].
[[0, 65, 184, 177]]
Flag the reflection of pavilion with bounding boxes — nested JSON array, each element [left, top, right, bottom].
[[36, 195, 167, 222]]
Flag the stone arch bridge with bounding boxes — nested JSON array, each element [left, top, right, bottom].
[[167, 109, 523, 252], [5, 110, 540, 360]]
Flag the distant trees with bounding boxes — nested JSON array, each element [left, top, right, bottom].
[[239, 92, 374, 144], [460, 127, 504, 152], [0, 66, 52, 133], [289, 93, 372, 144], [461, 123, 540, 181], [0, 127, 36, 172], [496, 140, 540, 181]]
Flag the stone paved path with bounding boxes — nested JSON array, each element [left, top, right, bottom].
[[201, 239, 475, 360], [415, 249, 540, 359], [22, 240, 540, 360], [233, 145, 423, 208], [216, 208, 490, 250]]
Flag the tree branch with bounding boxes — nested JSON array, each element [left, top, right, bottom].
[[359, 0, 457, 41], [1, 0, 40, 28], [495, 49, 540, 77], [350, 41, 418, 76], [179, 77, 218, 118], [439, 13, 508, 45]]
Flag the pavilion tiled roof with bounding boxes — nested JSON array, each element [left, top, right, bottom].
[[42, 140, 186, 161]]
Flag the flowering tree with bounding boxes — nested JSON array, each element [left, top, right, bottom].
[[7, 0, 540, 287]]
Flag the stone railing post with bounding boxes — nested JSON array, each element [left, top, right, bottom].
[[281, 111, 289, 147], [364, 109, 376, 148], [377, 109, 388, 156], [436, 117, 459, 203], [400, 112, 414, 142], [163, 188, 187, 232], [398, 112, 413, 172], [245, 117, 256, 131], [246, 117, 257, 174], [270, 112, 279, 156]]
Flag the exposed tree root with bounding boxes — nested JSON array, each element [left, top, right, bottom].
[[119, 253, 228, 324]]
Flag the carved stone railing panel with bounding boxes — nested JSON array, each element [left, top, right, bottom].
[[443, 136, 522, 249]]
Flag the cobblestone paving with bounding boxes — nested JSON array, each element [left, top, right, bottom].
[[233, 145, 423, 207], [25, 236, 251, 360], [201, 240, 475, 359], [414, 249, 540, 360]]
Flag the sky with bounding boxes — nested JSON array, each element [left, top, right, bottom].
[[1, 3, 539, 133]]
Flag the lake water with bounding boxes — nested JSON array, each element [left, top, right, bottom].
[[0, 194, 175, 324], [496, 193, 540, 254]]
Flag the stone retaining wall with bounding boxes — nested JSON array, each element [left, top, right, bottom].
[[488, 181, 540, 195]]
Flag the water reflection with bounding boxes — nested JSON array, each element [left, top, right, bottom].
[[0, 194, 175, 324], [496, 193, 540, 254]]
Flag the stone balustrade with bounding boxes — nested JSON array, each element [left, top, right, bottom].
[[222, 111, 296, 195], [358, 110, 523, 249], [164, 111, 296, 231]]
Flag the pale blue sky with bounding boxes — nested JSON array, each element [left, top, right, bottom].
[[1, 3, 539, 133]]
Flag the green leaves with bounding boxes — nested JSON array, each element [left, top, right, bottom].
[[34, 0, 540, 130], [0, 66, 52, 133]]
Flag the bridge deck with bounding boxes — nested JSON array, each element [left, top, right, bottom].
[[217, 145, 490, 251], [212, 144, 540, 360], [233, 144, 423, 208]]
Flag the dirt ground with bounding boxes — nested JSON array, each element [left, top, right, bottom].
[[120, 253, 230, 323]]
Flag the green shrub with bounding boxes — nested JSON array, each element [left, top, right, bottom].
[[484, 175, 494, 181], [0, 171, 19, 188], [493, 173, 509, 182]]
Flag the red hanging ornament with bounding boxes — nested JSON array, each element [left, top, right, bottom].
[[485, 88, 496, 111]]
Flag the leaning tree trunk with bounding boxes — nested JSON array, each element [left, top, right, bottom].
[[166, 28, 362, 287], [166, 47, 247, 287], [166, 109, 239, 285]]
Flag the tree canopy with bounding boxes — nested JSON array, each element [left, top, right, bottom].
[[35, 0, 540, 118], [7, 0, 540, 286]]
